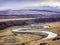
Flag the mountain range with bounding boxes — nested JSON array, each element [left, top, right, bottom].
[[0, 6, 60, 18]]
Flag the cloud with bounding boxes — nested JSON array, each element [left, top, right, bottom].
[[0, 0, 46, 10], [0, 0, 60, 10]]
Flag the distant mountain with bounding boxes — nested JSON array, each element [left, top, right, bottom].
[[0, 6, 60, 18], [26, 6, 60, 12], [0, 6, 60, 15]]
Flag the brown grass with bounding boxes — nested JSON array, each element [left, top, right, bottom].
[[0, 19, 60, 45], [0, 18, 36, 22]]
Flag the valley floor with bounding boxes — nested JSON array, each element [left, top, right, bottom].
[[0, 19, 60, 45]]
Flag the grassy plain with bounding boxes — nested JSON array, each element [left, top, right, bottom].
[[0, 19, 60, 45]]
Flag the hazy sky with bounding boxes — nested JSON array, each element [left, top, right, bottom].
[[0, 0, 60, 10]]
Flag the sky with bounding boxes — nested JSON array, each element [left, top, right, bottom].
[[0, 0, 60, 10]]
